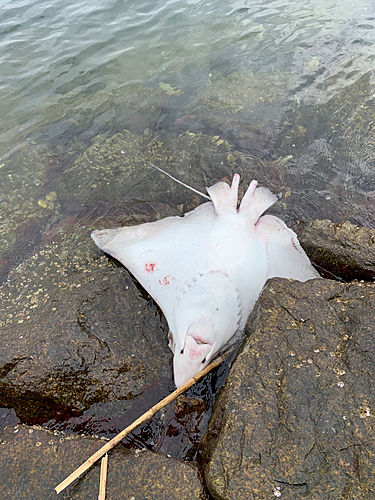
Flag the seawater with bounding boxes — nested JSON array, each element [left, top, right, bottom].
[[1, 0, 375, 226]]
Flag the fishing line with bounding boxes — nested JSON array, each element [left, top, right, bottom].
[[121, 144, 211, 201]]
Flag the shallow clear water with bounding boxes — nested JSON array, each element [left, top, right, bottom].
[[0, 0, 375, 459], [1, 0, 374, 225]]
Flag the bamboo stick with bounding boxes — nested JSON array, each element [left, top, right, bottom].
[[55, 347, 234, 495], [98, 454, 108, 500]]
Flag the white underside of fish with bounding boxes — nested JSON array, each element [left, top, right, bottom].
[[91, 174, 319, 387]]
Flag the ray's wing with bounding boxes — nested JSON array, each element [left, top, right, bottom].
[[256, 214, 320, 281], [91, 202, 216, 327]]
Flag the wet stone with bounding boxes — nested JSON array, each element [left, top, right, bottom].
[[202, 278, 375, 500], [138, 395, 207, 461], [0, 218, 172, 421], [0, 425, 207, 499], [292, 219, 375, 282]]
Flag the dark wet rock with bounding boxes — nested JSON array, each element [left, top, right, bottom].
[[0, 407, 19, 431], [203, 277, 375, 499], [0, 424, 104, 500], [292, 219, 375, 281], [0, 424, 207, 499], [176, 395, 206, 416], [102, 444, 208, 500], [0, 218, 172, 421], [43, 390, 208, 462]]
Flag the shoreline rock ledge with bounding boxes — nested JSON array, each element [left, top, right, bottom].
[[0, 424, 207, 499], [202, 277, 375, 499], [292, 219, 375, 282]]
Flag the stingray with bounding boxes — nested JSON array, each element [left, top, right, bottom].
[[91, 174, 319, 387]]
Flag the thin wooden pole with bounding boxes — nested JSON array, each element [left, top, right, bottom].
[[98, 454, 108, 500], [55, 347, 234, 495]]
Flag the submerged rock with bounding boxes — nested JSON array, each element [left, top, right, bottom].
[[54, 130, 239, 215], [0, 142, 60, 283], [293, 219, 375, 282], [203, 277, 375, 499], [0, 425, 207, 499], [276, 73, 375, 227]]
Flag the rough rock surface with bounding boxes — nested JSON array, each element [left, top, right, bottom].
[[0, 425, 207, 499], [203, 277, 375, 500], [0, 219, 173, 421], [292, 220, 375, 282]]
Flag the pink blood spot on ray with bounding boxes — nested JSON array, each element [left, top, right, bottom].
[[145, 262, 157, 273], [158, 275, 174, 285]]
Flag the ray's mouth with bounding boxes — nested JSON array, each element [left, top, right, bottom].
[[178, 335, 210, 353], [190, 337, 209, 364], [193, 338, 207, 345]]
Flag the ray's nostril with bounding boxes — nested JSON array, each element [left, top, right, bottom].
[[180, 349, 184, 354]]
